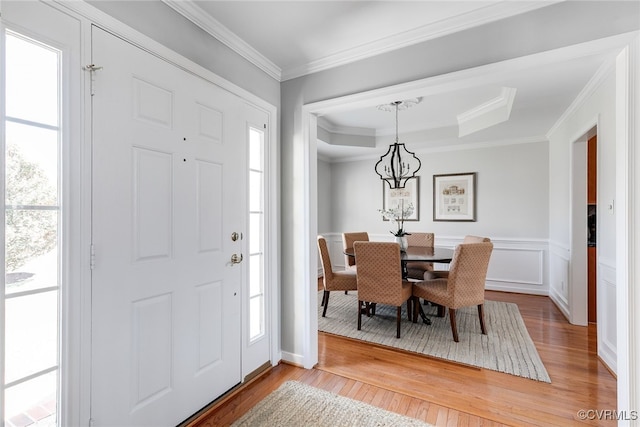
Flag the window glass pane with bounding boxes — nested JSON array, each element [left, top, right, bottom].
[[5, 122, 59, 206], [4, 370, 57, 426], [249, 128, 263, 171], [3, 30, 61, 427], [249, 296, 263, 340], [249, 170, 262, 212], [249, 213, 261, 254], [5, 210, 59, 294], [5, 33, 59, 126], [249, 254, 262, 297], [5, 291, 58, 384]]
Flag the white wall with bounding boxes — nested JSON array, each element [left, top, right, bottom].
[[548, 64, 618, 370], [317, 159, 333, 233], [328, 142, 549, 239]]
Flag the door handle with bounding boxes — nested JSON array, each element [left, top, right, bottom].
[[230, 253, 243, 265]]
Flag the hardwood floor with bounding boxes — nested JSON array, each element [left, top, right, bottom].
[[186, 289, 616, 426]]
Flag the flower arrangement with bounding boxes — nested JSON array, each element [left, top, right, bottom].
[[378, 200, 414, 237]]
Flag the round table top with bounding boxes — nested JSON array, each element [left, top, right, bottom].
[[344, 246, 454, 263]]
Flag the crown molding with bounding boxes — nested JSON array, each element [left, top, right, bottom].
[[162, 0, 282, 81], [161, 0, 559, 82], [317, 117, 375, 137], [281, 1, 562, 80], [457, 87, 517, 137], [546, 54, 616, 137]]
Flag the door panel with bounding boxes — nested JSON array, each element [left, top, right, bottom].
[[90, 27, 244, 426]]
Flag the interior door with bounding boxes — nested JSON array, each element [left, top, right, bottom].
[[90, 27, 244, 426]]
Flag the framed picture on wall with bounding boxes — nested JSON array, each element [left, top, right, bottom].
[[382, 177, 419, 221], [433, 172, 476, 221]]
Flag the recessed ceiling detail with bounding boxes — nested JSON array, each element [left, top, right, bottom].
[[376, 98, 422, 112], [317, 117, 376, 148], [457, 87, 517, 137]]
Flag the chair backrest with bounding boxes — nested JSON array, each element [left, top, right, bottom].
[[406, 232, 434, 248], [317, 235, 334, 282], [353, 241, 405, 306], [404, 232, 435, 276], [462, 235, 491, 243], [342, 232, 369, 267], [447, 242, 494, 308]]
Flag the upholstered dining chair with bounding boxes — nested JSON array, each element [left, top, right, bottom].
[[342, 232, 369, 272], [354, 241, 413, 338], [404, 232, 435, 280], [423, 235, 491, 280], [317, 236, 358, 317], [412, 241, 494, 342], [463, 235, 491, 243]]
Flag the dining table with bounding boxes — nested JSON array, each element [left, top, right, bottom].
[[343, 245, 455, 325], [344, 245, 453, 260]]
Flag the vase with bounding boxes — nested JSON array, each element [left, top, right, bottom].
[[396, 236, 408, 252]]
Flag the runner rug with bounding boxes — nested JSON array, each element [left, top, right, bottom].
[[318, 291, 551, 383], [231, 380, 433, 426]]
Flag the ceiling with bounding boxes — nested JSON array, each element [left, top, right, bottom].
[[164, 1, 638, 161]]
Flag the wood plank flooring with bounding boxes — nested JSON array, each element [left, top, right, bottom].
[[186, 289, 616, 426]]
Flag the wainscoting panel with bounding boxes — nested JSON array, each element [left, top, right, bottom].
[[549, 241, 570, 318], [598, 260, 617, 373], [487, 248, 543, 284], [318, 233, 549, 295]]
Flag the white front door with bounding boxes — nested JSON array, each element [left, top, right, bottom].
[[90, 27, 244, 426]]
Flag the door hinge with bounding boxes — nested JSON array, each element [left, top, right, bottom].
[[83, 64, 103, 96], [90, 244, 96, 270]]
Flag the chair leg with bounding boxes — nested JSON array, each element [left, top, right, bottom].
[[396, 306, 402, 338], [478, 304, 487, 335], [406, 298, 413, 321], [449, 308, 459, 342], [357, 300, 363, 331], [322, 291, 330, 317], [437, 304, 445, 317], [413, 297, 419, 323]]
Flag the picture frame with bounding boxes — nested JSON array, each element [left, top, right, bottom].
[[433, 172, 476, 221], [382, 177, 419, 221]]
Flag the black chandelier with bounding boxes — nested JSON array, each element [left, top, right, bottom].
[[375, 100, 422, 189]]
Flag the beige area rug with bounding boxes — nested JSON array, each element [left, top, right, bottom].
[[231, 380, 433, 426], [318, 291, 551, 383]]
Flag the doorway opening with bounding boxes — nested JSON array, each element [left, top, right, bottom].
[[570, 125, 597, 327], [587, 134, 597, 324]]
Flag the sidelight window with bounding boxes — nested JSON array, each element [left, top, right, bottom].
[[2, 30, 62, 426]]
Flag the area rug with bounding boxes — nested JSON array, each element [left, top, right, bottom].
[[318, 291, 551, 383], [231, 380, 433, 426]]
